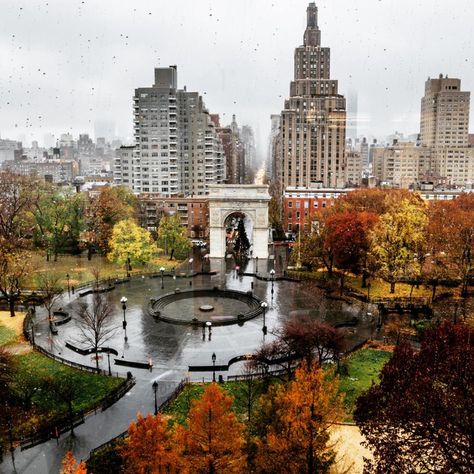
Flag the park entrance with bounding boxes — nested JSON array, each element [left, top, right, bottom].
[[208, 185, 271, 259]]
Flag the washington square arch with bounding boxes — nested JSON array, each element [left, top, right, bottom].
[[208, 184, 271, 259]]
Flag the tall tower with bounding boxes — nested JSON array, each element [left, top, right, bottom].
[[279, 3, 346, 189]]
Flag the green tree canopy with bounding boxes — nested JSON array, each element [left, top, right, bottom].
[[107, 219, 155, 265], [157, 214, 190, 261]]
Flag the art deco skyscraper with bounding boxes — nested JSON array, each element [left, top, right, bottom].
[[279, 3, 346, 190]]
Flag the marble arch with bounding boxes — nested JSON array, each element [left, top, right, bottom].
[[208, 185, 270, 259]]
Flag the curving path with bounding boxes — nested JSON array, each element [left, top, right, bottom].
[[1, 256, 376, 474]]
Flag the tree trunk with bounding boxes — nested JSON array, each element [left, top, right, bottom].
[[87, 247, 92, 261], [390, 281, 396, 294], [362, 270, 368, 289], [9, 298, 15, 317], [169, 248, 175, 261], [339, 273, 345, 295], [431, 282, 438, 302]]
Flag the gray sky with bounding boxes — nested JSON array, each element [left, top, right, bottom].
[[0, 0, 473, 157]]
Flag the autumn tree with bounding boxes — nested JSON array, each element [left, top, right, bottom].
[[369, 199, 427, 293], [426, 195, 474, 297], [255, 362, 343, 474], [120, 413, 179, 474], [296, 216, 334, 274], [355, 321, 474, 473], [45, 372, 80, 435], [336, 188, 420, 215], [174, 383, 246, 473], [255, 317, 344, 377], [36, 273, 63, 321], [0, 171, 40, 252], [60, 451, 87, 474], [81, 186, 138, 259], [157, 214, 191, 261], [268, 180, 284, 239], [324, 210, 378, 290], [77, 293, 116, 371], [108, 219, 155, 265], [0, 250, 32, 317], [33, 189, 85, 260]]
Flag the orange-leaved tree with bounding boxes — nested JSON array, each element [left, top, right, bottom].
[[255, 361, 343, 474], [174, 383, 246, 473], [120, 413, 179, 474], [59, 451, 87, 474]]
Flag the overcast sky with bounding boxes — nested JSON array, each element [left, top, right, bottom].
[[0, 0, 473, 157]]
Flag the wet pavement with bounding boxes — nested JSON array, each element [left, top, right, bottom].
[[1, 257, 377, 474]]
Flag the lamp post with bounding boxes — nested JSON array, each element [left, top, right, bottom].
[[120, 296, 128, 342], [255, 256, 259, 274], [212, 352, 216, 382], [107, 350, 111, 376], [66, 273, 70, 297], [206, 321, 212, 341], [261, 301, 268, 335], [160, 267, 165, 289], [188, 258, 194, 276], [270, 269, 275, 295], [152, 381, 158, 415]]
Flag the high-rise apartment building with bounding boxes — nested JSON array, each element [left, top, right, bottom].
[[420, 74, 473, 185], [115, 66, 225, 196], [420, 75, 470, 148], [278, 2, 346, 191]]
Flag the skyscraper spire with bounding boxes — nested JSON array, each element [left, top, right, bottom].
[[304, 2, 320, 46]]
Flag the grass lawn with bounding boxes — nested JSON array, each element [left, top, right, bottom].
[[27, 253, 184, 289], [0, 324, 17, 346], [338, 348, 392, 418], [164, 379, 274, 425], [290, 269, 454, 300], [0, 316, 124, 440], [165, 348, 392, 425], [0, 310, 25, 346], [11, 351, 123, 438]]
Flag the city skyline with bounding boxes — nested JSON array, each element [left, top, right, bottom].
[[0, 0, 473, 152]]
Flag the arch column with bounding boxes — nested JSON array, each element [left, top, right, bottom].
[[208, 185, 271, 259]]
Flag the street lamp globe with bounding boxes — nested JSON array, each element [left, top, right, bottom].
[[120, 296, 128, 305]]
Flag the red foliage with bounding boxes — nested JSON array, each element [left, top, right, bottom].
[[355, 322, 474, 473]]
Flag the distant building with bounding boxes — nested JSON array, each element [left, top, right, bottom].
[[137, 193, 209, 238], [2, 159, 78, 183], [371, 75, 474, 188], [0, 139, 22, 163]]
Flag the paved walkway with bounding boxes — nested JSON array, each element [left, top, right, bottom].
[[1, 369, 184, 474]]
